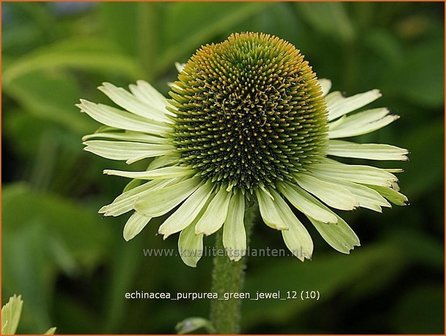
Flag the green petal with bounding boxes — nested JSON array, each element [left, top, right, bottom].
[[318, 78, 332, 97], [301, 196, 360, 253], [223, 191, 246, 262], [83, 140, 173, 164], [195, 187, 231, 235], [44, 327, 57, 335], [368, 185, 408, 206], [2, 295, 23, 335], [82, 131, 168, 144], [104, 166, 194, 180], [178, 223, 204, 267], [129, 80, 171, 113], [123, 212, 152, 241], [310, 215, 360, 254], [100, 178, 177, 216], [147, 154, 180, 170], [175, 62, 186, 73], [77, 99, 170, 135], [329, 108, 399, 138], [158, 182, 213, 238], [328, 140, 409, 161], [295, 173, 359, 210], [134, 177, 200, 217], [278, 182, 337, 223], [312, 175, 391, 212], [326, 89, 382, 121], [269, 189, 313, 261], [310, 158, 398, 187], [256, 189, 288, 230], [99, 82, 169, 123]]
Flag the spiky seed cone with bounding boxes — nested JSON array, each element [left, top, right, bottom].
[[169, 32, 328, 191]]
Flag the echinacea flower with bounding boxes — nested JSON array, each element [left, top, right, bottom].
[[79, 32, 408, 267]]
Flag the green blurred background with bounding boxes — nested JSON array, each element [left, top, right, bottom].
[[2, 2, 444, 334]]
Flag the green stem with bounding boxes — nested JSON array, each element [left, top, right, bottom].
[[137, 2, 157, 80], [210, 205, 256, 334]]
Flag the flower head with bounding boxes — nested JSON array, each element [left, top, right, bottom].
[[79, 32, 408, 267]]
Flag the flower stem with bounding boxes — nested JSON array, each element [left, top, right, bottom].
[[210, 205, 256, 334]]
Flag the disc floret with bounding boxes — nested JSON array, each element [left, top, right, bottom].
[[169, 32, 328, 191]]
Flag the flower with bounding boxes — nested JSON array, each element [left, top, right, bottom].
[[79, 32, 408, 267], [2, 295, 22, 335], [1, 295, 56, 335]]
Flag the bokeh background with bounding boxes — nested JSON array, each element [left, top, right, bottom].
[[2, 2, 444, 334]]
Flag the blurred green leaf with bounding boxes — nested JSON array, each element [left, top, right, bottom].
[[3, 183, 112, 271], [4, 71, 95, 134], [393, 285, 443, 333], [295, 3, 355, 42], [99, 3, 139, 57], [243, 242, 401, 327], [157, 2, 270, 74], [3, 183, 112, 331], [363, 29, 403, 65], [3, 38, 143, 84], [99, 3, 159, 80], [384, 40, 444, 108], [400, 121, 444, 197]]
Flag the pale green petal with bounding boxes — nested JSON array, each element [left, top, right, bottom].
[[175, 62, 186, 73], [77, 99, 170, 135], [295, 173, 359, 210], [99, 82, 169, 123], [310, 215, 360, 254], [326, 89, 382, 121], [368, 185, 408, 206], [298, 195, 361, 253], [82, 131, 168, 144], [44, 327, 57, 335], [278, 182, 337, 224], [329, 108, 399, 139], [178, 223, 204, 267], [100, 178, 176, 216], [104, 166, 194, 180], [310, 158, 398, 187], [312, 175, 391, 212], [83, 140, 173, 164], [135, 177, 201, 217], [269, 190, 313, 261], [2, 295, 23, 335], [195, 187, 231, 235], [328, 140, 409, 161], [318, 79, 332, 97], [129, 80, 170, 113], [147, 154, 180, 170], [223, 191, 246, 262], [123, 212, 152, 241], [256, 189, 288, 230], [158, 182, 213, 238]]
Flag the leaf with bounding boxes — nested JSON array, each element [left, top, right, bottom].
[[392, 285, 443, 333], [3, 38, 143, 85], [242, 242, 401, 327], [157, 2, 270, 74], [2, 183, 112, 331], [399, 121, 443, 197], [4, 71, 96, 134], [99, 3, 138, 56], [99, 3, 159, 79], [3, 183, 112, 267], [295, 3, 355, 42], [384, 40, 443, 108]]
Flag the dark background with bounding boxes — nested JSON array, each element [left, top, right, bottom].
[[2, 2, 444, 334]]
